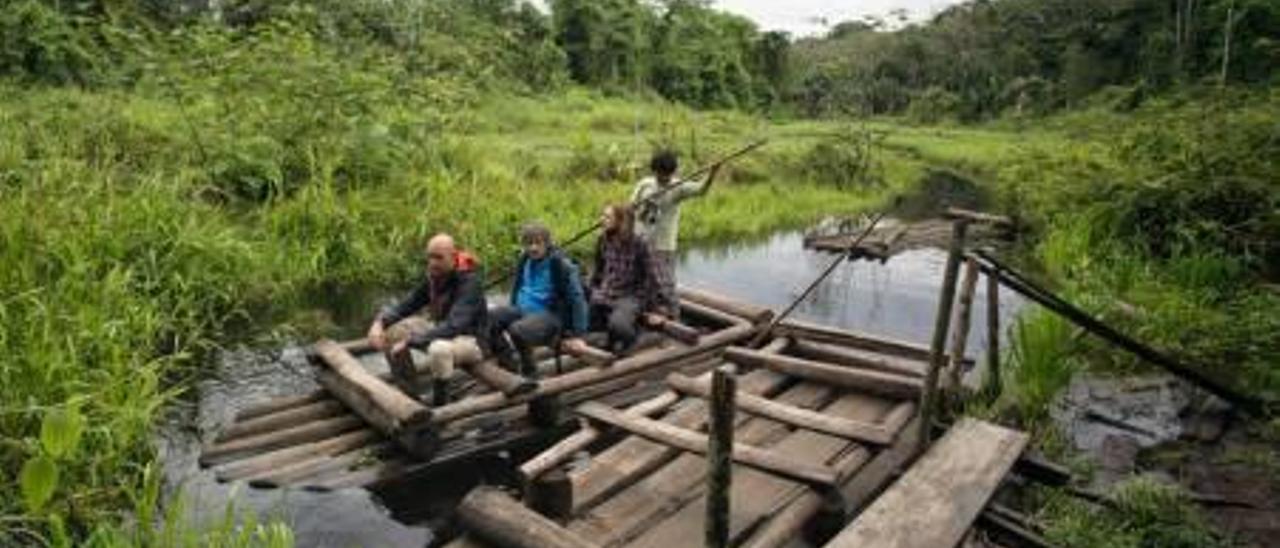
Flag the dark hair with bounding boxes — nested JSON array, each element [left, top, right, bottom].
[[649, 149, 678, 176], [519, 221, 552, 245], [604, 203, 635, 241]]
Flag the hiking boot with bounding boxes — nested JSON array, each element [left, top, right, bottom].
[[432, 378, 451, 407]]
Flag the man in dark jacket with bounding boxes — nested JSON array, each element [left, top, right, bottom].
[[367, 233, 488, 405], [490, 222, 590, 377], [590, 203, 671, 353]]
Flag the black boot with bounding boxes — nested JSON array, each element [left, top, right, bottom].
[[432, 378, 451, 407]]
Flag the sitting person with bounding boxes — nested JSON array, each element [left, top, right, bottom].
[[589, 203, 672, 353], [366, 233, 488, 406], [489, 222, 590, 377]]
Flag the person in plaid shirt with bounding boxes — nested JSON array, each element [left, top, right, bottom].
[[589, 203, 670, 353]]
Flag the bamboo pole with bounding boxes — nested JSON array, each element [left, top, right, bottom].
[[706, 365, 736, 548], [919, 220, 967, 452], [723, 347, 922, 399], [947, 257, 981, 389]]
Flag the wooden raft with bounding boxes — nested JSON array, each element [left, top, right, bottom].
[[198, 287, 773, 489], [447, 320, 947, 548]]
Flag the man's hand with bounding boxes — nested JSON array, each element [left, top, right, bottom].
[[368, 320, 387, 351], [390, 339, 410, 357], [561, 337, 590, 355], [643, 312, 668, 327]]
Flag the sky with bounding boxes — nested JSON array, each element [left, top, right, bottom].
[[713, 0, 967, 36]]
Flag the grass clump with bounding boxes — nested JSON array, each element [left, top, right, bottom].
[[1038, 478, 1230, 548]]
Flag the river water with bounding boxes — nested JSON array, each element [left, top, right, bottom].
[[157, 227, 1025, 547]]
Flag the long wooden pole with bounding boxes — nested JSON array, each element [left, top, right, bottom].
[[487, 139, 768, 289], [706, 365, 736, 548], [947, 257, 981, 389], [750, 210, 887, 346], [970, 250, 1266, 414], [919, 220, 967, 452]]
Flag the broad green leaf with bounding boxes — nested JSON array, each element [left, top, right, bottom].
[[20, 457, 59, 512], [40, 406, 84, 459]]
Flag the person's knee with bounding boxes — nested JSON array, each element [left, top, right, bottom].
[[426, 340, 455, 378]]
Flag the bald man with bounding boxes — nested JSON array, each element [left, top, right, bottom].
[[367, 234, 489, 405]]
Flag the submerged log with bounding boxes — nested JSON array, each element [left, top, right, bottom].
[[576, 401, 839, 487], [666, 373, 895, 445], [723, 347, 922, 400], [457, 486, 597, 548], [217, 400, 348, 443]]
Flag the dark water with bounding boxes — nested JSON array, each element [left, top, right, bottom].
[[159, 226, 1025, 547]]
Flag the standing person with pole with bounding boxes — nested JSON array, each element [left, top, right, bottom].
[[631, 149, 723, 321]]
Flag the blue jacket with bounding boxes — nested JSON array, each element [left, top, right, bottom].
[[509, 247, 589, 335]]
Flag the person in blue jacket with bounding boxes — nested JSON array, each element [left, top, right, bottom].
[[490, 222, 590, 377]]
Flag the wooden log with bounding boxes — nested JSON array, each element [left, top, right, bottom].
[[1014, 452, 1072, 487], [575, 401, 839, 487], [984, 272, 1001, 398], [457, 486, 597, 548], [790, 340, 925, 378], [527, 468, 575, 520], [567, 379, 837, 545], [566, 338, 789, 515], [739, 407, 919, 548], [464, 359, 538, 396], [610, 390, 902, 548], [214, 428, 377, 481], [313, 339, 431, 430], [217, 400, 348, 443], [679, 299, 751, 329], [233, 391, 329, 423], [658, 318, 701, 345], [947, 258, 980, 389], [942, 207, 1014, 228], [723, 347, 922, 400], [666, 373, 895, 445], [429, 322, 753, 425], [200, 414, 364, 466], [706, 366, 736, 548], [520, 391, 680, 483], [977, 504, 1051, 548], [566, 343, 616, 367], [919, 220, 967, 452], [257, 442, 390, 487], [825, 418, 1028, 548], [678, 286, 774, 325], [774, 320, 954, 364]]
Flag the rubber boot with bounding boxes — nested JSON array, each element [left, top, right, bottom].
[[432, 378, 451, 407]]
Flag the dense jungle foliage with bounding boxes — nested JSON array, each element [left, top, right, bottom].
[[1, 0, 1277, 546]]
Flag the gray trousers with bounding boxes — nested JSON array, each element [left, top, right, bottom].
[[490, 306, 562, 374]]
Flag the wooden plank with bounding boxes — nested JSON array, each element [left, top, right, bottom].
[[520, 391, 679, 482], [564, 338, 790, 515], [576, 401, 839, 487], [624, 392, 896, 548], [740, 408, 919, 548], [666, 373, 895, 445], [824, 418, 1029, 548], [567, 380, 835, 545], [724, 347, 922, 400], [790, 340, 925, 378], [457, 486, 596, 548]]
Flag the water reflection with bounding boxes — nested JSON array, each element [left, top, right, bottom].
[[677, 231, 1025, 358]]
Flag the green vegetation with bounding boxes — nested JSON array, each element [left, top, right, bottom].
[[1037, 478, 1230, 547], [2, 0, 1277, 545]]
